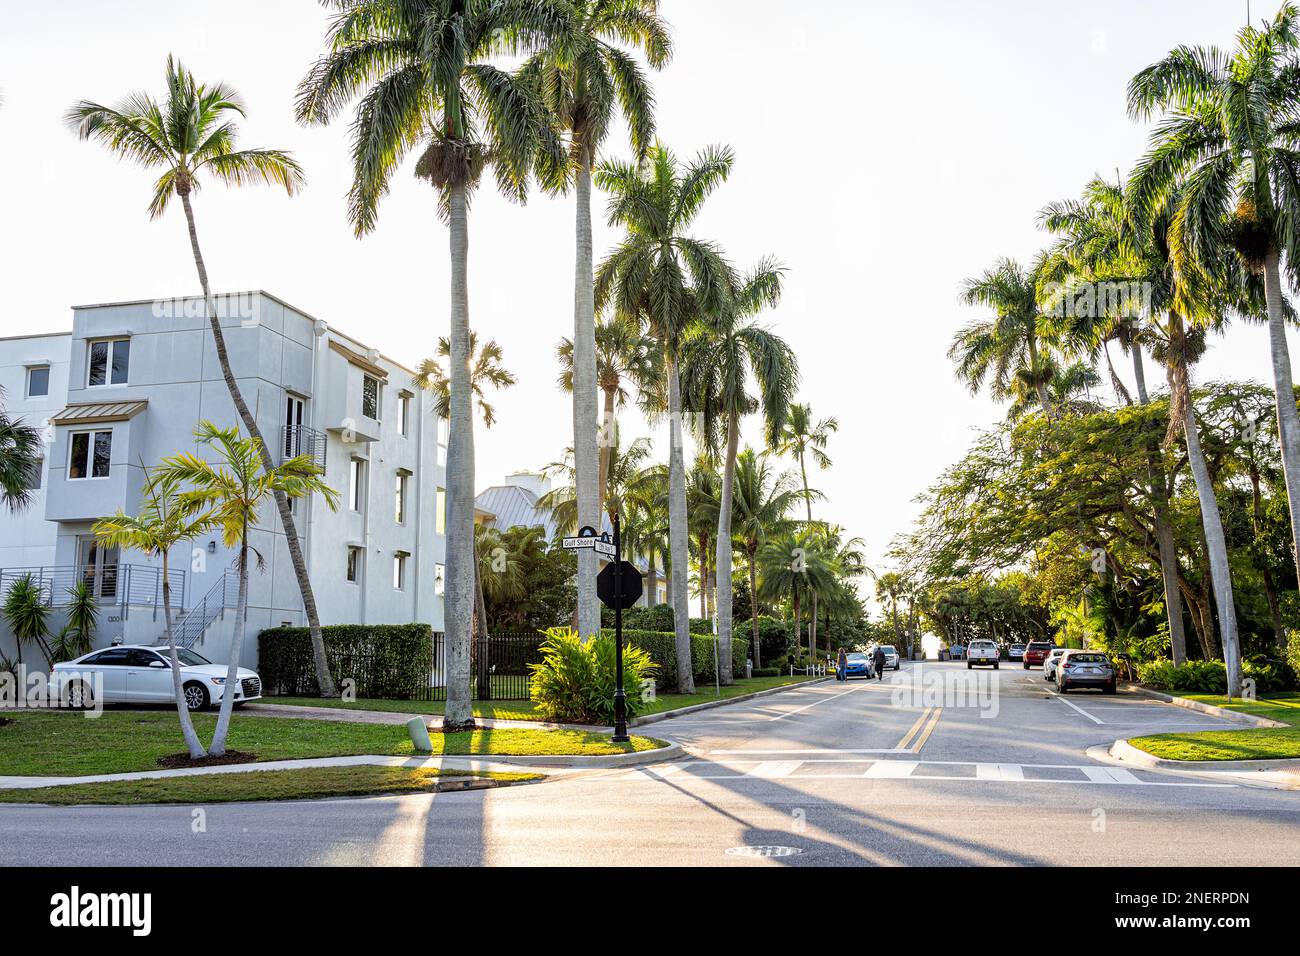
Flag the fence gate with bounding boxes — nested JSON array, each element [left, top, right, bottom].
[[425, 632, 546, 701]]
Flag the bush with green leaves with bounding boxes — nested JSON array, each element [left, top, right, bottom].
[[49, 581, 97, 663], [614, 629, 749, 689], [529, 627, 656, 724], [2, 575, 52, 666], [1138, 658, 1296, 695], [258, 624, 433, 698]]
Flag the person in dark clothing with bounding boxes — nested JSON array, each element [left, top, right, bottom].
[[872, 646, 887, 680], [836, 648, 848, 681]]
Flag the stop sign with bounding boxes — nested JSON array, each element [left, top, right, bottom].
[[597, 561, 643, 610]]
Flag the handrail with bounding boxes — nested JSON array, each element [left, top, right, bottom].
[[0, 565, 186, 609], [166, 568, 240, 649]]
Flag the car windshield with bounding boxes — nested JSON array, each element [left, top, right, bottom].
[[173, 649, 211, 667], [847, 653, 866, 661]]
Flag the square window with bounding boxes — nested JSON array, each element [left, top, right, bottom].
[[88, 339, 129, 387], [362, 375, 380, 421], [69, 430, 112, 479], [26, 366, 49, 398], [346, 546, 363, 583]]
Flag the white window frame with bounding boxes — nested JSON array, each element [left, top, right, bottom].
[[86, 338, 130, 388], [395, 472, 408, 525], [68, 429, 112, 480], [349, 458, 366, 512], [25, 365, 50, 398], [362, 374, 381, 422], [398, 392, 411, 437], [346, 546, 363, 584], [436, 487, 446, 535], [393, 552, 408, 591]]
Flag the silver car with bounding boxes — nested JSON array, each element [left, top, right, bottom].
[[1043, 646, 1069, 682], [1055, 650, 1117, 694]]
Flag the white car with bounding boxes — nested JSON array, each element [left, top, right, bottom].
[[966, 638, 1000, 669], [50, 645, 262, 711], [1043, 646, 1069, 682], [878, 645, 901, 670]]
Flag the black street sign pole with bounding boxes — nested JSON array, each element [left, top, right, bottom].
[[612, 511, 629, 742]]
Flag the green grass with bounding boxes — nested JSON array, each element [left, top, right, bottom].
[[0, 765, 542, 806], [0, 711, 666, 777], [266, 674, 821, 722], [1129, 692, 1300, 761]]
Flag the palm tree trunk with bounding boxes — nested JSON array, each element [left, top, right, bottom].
[[667, 357, 695, 693], [209, 532, 248, 756], [748, 551, 761, 668], [1248, 463, 1286, 650], [715, 412, 738, 685], [646, 547, 657, 608], [1263, 250, 1300, 596], [443, 181, 476, 728], [573, 156, 601, 641], [1130, 336, 1149, 405], [161, 551, 204, 759], [178, 188, 336, 698], [796, 451, 820, 674], [598, 387, 617, 518], [1169, 312, 1241, 697]]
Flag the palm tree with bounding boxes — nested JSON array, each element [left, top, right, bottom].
[[758, 526, 837, 664], [1128, 4, 1300, 650], [93, 469, 217, 759], [731, 448, 805, 666], [681, 259, 796, 682], [0, 388, 41, 512], [538, 433, 656, 531], [527, 0, 671, 641], [158, 422, 338, 756], [595, 143, 739, 693], [775, 401, 837, 652], [64, 58, 341, 699], [686, 457, 721, 620], [950, 257, 1057, 417], [1005, 359, 1101, 422], [556, 313, 657, 516], [414, 332, 517, 428], [624, 460, 670, 607], [297, 0, 568, 728]]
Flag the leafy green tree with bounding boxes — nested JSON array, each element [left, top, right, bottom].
[[297, 0, 569, 728]]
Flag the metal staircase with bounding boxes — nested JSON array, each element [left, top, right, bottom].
[[157, 568, 240, 650]]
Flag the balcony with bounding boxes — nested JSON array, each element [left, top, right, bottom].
[[281, 425, 327, 472], [0, 564, 186, 618]]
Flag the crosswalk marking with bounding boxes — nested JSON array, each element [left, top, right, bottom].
[[747, 761, 803, 778], [975, 763, 1025, 781], [863, 760, 918, 778], [1080, 766, 1142, 784]]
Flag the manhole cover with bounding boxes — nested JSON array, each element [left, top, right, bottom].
[[726, 845, 802, 858]]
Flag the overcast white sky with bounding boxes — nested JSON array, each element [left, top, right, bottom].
[[3, 0, 1298, 584]]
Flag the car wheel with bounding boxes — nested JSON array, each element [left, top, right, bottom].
[[1104, 682, 1117, 695], [183, 682, 210, 712], [64, 680, 95, 711]]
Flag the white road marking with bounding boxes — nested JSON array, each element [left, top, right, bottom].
[[766, 685, 862, 721], [863, 760, 918, 778], [746, 761, 803, 778], [1080, 766, 1142, 784], [1050, 692, 1105, 724], [975, 763, 1025, 781], [707, 748, 912, 756]]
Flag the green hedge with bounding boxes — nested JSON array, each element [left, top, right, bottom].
[[609, 628, 749, 689], [601, 604, 714, 634], [1137, 657, 1296, 695], [258, 624, 434, 699]]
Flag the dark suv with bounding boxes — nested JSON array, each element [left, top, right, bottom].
[[1023, 641, 1055, 669]]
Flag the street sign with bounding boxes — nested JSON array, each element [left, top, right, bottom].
[[563, 527, 617, 557], [597, 560, 643, 610]]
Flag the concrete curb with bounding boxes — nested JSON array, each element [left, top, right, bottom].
[[630, 677, 833, 727], [1120, 684, 1288, 728], [475, 741, 683, 769], [1107, 737, 1300, 775]]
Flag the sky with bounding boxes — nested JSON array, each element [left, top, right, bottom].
[[2, 0, 1299, 593]]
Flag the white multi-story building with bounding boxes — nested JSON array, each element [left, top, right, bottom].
[[0, 291, 447, 667]]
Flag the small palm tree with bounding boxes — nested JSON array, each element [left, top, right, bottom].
[[93, 469, 218, 758], [49, 581, 98, 665], [1, 576, 52, 668], [758, 526, 837, 664], [413, 332, 517, 429], [596, 142, 739, 693], [0, 387, 42, 513], [64, 57, 343, 699], [732, 449, 806, 666], [297, 0, 568, 729], [158, 422, 339, 756], [527, 0, 671, 641], [539, 434, 656, 533]]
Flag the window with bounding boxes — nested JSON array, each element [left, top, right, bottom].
[[349, 458, 365, 512], [83, 648, 130, 666], [127, 649, 165, 667], [362, 374, 380, 420], [398, 393, 411, 437], [26, 366, 49, 398], [25, 458, 43, 491], [346, 546, 363, 583], [88, 338, 130, 387], [395, 473, 408, 524], [69, 430, 112, 479], [393, 552, 408, 590], [434, 563, 445, 597], [436, 487, 446, 535], [437, 417, 448, 465]]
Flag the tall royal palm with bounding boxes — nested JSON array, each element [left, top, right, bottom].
[[297, 0, 567, 728], [528, 0, 671, 640], [950, 257, 1057, 417], [64, 57, 340, 698], [595, 143, 738, 693], [1128, 3, 1300, 615], [731, 448, 804, 667], [681, 259, 797, 682]]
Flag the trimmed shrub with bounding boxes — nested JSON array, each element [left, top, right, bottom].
[[529, 627, 656, 724], [611, 628, 749, 689], [258, 624, 434, 699], [1137, 658, 1296, 695], [601, 604, 713, 634]]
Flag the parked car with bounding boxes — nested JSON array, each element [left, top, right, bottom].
[[1043, 646, 1069, 681], [1008, 643, 1026, 662], [840, 652, 873, 679], [966, 639, 1000, 669], [1055, 650, 1117, 694], [50, 645, 263, 711], [878, 645, 900, 671], [1023, 641, 1055, 669]]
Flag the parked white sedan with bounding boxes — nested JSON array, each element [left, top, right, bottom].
[[50, 645, 262, 711]]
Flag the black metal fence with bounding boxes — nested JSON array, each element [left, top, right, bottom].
[[421, 632, 547, 701]]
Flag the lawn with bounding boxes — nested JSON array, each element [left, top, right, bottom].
[[0, 765, 542, 806], [1129, 692, 1300, 761], [0, 711, 666, 777], [264, 674, 822, 722]]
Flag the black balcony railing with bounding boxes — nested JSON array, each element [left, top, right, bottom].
[[281, 424, 327, 472]]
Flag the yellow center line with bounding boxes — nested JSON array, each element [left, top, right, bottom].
[[911, 707, 943, 754], [895, 707, 933, 751]]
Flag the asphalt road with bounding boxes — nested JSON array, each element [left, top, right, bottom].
[[2, 661, 1298, 866]]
